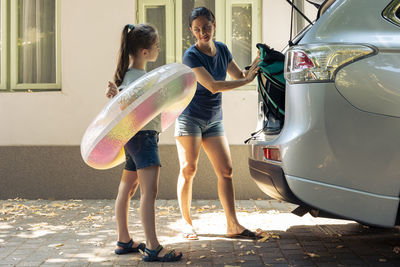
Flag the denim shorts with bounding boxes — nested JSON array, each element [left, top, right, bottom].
[[174, 114, 225, 138], [124, 130, 161, 171]]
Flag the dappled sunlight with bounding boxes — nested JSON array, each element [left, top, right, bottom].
[[164, 202, 353, 236], [1, 199, 399, 266]]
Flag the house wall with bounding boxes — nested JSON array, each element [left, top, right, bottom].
[[0, 0, 316, 199]]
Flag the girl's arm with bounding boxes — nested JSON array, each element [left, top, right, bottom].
[[192, 57, 259, 94]]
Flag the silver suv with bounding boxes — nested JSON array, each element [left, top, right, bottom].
[[248, 0, 400, 227]]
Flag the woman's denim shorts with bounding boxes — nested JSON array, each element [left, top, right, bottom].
[[174, 114, 225, 138], [124, 130, 161, 171]]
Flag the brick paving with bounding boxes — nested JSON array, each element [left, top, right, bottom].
[[1, 199, 400, 266]]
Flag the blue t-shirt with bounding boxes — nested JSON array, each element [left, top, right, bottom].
[[182, 41, 233, 121]]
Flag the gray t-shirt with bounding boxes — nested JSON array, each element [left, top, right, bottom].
[[118, 68, 161, 132]]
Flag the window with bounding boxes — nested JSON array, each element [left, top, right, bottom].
[[0, 0, 61, 92], [137, 0, 261, 89]]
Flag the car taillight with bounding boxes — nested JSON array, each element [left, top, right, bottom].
[[263, 147, 281, 162], [284, 44, 376, 84]]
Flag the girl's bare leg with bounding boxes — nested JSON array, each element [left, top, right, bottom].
[[115, 169, 141, 249]]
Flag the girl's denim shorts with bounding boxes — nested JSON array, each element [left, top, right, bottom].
[[174, 114, 225, 138], [124, 130, 161, 171]]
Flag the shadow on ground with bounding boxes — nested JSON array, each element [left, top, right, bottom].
[[1, 199, 400, 266]]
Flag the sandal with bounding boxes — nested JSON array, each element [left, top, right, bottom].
[[182, 223, 199, 240], [114, 239, 146, 255], [142, 245, 182, 262], [225, 229, 260, 240]]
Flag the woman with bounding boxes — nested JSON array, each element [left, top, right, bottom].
[[175, 6, 260, 240]]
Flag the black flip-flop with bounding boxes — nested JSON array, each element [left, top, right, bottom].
[[115, 239, 146, 255], [225, 229, 259, 239]]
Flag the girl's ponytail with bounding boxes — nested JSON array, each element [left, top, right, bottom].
[[113, 24, 158, 87], [114, 25, 132, 87]]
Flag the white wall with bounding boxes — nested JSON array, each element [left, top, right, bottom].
[[0, 0, 134, 145], [0, 0, 317, 146]]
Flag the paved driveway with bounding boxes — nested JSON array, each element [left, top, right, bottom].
[[1, 199, 400, 266]]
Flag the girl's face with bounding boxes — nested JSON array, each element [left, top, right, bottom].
[[190, 16, 215, 44], [146, 35, 160, 62]]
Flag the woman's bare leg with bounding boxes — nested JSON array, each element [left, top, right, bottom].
[[176, 136, 202, 229], [202, 136, 246, 235]]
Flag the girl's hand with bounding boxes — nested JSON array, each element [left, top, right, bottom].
[[106, 81, 118, 98]]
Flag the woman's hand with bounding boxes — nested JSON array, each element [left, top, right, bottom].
[[106, 81, 118, 98], [244, 57, 260, 82]]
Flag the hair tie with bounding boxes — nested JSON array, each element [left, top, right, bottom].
[[127, 24, 135, 33]]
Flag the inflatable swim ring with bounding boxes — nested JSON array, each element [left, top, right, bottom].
[[81, 63, 196, 170]]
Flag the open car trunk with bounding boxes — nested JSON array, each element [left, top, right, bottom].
[[251, 0, 326, 139]]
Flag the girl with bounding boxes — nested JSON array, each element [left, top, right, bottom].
[[106, 23, 182, 262], [175, 7, 261, 240]]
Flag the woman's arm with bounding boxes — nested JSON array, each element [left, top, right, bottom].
[[227, 53, 260, 80], [192, 57, 259, 94]]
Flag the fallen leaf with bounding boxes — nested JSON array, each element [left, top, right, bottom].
[[305, 252, 320, 258], [379, 258, 387, 262], [336, 245, 344, 249], [201, 243, 207, 248], [199, 255, 206, 259], [48, 243, 64, 248], [258, 235, 270, 243]]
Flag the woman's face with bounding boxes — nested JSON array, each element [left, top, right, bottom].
[[190, 16, 215, 44]]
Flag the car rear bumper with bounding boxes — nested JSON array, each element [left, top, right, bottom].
[[248, 157, 301, 205]]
